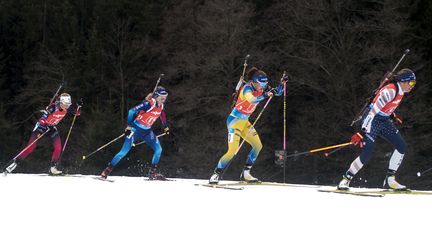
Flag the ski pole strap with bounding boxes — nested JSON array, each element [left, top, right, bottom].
[[82, 133, 125, 160]]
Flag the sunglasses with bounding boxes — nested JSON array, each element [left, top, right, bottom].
[[408, 80, 416, 88]]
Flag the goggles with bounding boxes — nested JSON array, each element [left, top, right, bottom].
[[408, 80, 416, 88], [252, 75, 268, 88]]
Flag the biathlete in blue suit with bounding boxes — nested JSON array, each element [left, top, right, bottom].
[[100, 86, 170, 180]]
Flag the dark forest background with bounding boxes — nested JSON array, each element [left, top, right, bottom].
[[0, 0, 431, 189]]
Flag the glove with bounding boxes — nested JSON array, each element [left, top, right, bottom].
[[391, 113, 403, 125], [280, 75, 289, 84], [262, 91, 274, 98], [125, 126, 133, 136], [77, 98, 84, 107], [350, 132, 364, 148], [164, 127, 170, 135], [36, 119, 50, 133], [361, 114, 373, 133]]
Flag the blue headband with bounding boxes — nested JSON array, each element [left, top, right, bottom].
[[397, 72, 416, 83], [154, 88, 168, 97]]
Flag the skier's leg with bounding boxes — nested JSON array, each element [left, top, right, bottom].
[[49, 128, 63, 175], [141, 130, 166, 180], [381, 121, 407, 189], [338, 118, 381, 190], [101, 131, 134, 178], [16, 131, 40, 160], [240, 121, 262, 182], [209, 117, 244, 184]]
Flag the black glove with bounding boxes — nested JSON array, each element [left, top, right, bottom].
[[77, 98, 84, 107], [125, 126, 133, 136]]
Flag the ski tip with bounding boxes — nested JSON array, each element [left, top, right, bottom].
[[404, 48, 410, 54]]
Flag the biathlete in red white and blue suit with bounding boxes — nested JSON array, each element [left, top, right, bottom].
[[5, 93, 81, 175], [338, 68, 417, 190], [100, 86, 170, 180]]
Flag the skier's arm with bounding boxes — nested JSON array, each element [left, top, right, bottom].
[[67, 104, 81, 116], [160, 110, 168, 128], [242, 86, 267, 104]]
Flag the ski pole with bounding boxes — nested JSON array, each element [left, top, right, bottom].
[[61, 105, 81, 153], [82, 133, 125, 160], [132, 132, 168, 147], [282, 74, 287, 182], [234, 96, 273, 156], [351, 49, 410, 126], [231, 54, 250, 108], [46, 81, 66, 110], [286, 142, 353, 158], [324, 145, 348, 157], [1, 129, 51, 173], [152, 74, 165, 93]]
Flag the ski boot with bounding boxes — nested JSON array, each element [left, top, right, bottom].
[[383, 174, 407, 191], [240, 166, 260, 183], [209, 168, 223, 184], [100, 165, 114, 179], [148, 166, 167, 181], [49, 162, 63, 175], [337, 175, 352, 190]]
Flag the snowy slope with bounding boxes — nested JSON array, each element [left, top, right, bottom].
[[1, 174, 431, 243]]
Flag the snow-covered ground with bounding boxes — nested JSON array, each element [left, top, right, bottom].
[[1, 174, 430, 243]]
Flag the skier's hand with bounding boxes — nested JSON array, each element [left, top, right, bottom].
[[263, 91, 274, 98], [350, 132, 364, 148], [361, 114, 373, 133], [125, 126, 132, 136], [164, 127, 170, 135], [36, 120, 49, 133], [280, 75, 289, 84], [77, 98, 84, 107]]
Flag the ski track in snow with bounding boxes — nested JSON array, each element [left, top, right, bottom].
[[0, 174, 430, 243]]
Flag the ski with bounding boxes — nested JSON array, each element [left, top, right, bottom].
[[93, 176, 115, 183], [144, 178, 175, 181], [318, 189, 385, 197], [355, 189, 432, 196], [216, 181, 320, 188], [194, 183, 244, 190]]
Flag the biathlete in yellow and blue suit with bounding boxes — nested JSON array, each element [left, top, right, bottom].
[[209, 67, 286, 184]]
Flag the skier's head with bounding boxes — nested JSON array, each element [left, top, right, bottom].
[[247, 67, 268, 91], [395, 68, 416, 93], [59, 93, 72, 109], [153, 86, 168, 104]]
